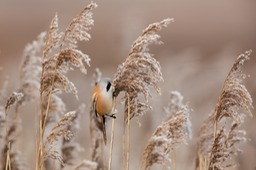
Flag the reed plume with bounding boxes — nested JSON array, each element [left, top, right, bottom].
[[5, 92, 24, 112], [60, 104, 98, 170], [2, 91, 27, 170], [40, 2, 96, 97], [213, 50, 253, 125], [143, 91, 192, 169], [209, 123, 246, 170], [1, 122, 27, 170], [16, 32, 45, 110], [113, 18, 173, 123], [195, 114, 214, 169], [39, 1, 96, 126], [113, 18, 173, 170], [15, 30, 66, 170], [209, 50, 253, 169], [164, 91, 192, 137], [196, 50, 253, 170], [17, 32, 65, 122], [43, 110, 78, 166], [38, 2, 97, 169], [61, 104, 85, 168]]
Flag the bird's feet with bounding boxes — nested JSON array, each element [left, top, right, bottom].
[[107, 114, 116, 119]]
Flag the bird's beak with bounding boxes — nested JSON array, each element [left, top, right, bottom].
[[112, 83, 116, 87]]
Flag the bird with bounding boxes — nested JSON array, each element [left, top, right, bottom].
[[92, 77, 116, 144]]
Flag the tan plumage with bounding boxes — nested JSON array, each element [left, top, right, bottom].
[[92, 77, 116, 144]]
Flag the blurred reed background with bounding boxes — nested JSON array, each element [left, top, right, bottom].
[[0, 0, 255, 169]]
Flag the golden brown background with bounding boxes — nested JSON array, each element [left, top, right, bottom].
[[0, 0, 256, 169]]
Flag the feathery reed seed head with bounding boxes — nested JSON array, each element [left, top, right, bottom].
[[113, 18, 173, 123], [214, 50, 253, 124], [43, 111, 78, 165], [209, 123, 246, 170], [40, 2, 96, 98], [17, 32, 45, 110], [197, 50, 253, 170], [143, 91, 192, 169], [5, 92, 24, 111], [61, 104, 85, 166]]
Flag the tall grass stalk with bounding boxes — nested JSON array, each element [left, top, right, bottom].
[[5, 112, 10, 170], [122, 115, 126, 170], [38, 64, 57, 170], [113, 17, 171, 170], [36, 2, 96, 169], [108, 119, 115, 170], [126, 93, 131, 170], [108, 96, 116, 170], [5, 142, 11, 170]]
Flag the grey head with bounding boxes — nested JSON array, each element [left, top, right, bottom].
[[96, 77, 115, 93]]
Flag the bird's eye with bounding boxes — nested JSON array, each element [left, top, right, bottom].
[[106, 82, 111, 92]]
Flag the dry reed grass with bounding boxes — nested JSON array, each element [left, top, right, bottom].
[[1, 88, 26, 170], [143, 91, 192, 169], [113, 18, 173, 124], [0, 2, 255, 170], [196, 50, 253, 170], [113, 18, 173, 170], [37, 2, 97, 169]]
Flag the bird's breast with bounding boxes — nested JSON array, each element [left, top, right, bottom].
[[96, 93, 113, 116]]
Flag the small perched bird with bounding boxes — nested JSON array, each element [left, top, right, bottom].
[[92, 77, 116, 144]]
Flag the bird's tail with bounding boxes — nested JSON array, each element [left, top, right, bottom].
[[101, 116, 107, 145]]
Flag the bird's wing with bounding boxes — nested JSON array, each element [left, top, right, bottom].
[[92, 92, 107, 144], [92, 93, 98, 117]]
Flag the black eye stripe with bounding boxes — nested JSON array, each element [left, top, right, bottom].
[[106, 82, 111, 92]]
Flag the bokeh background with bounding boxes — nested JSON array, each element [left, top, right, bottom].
[[0, 0, 255, 169]]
